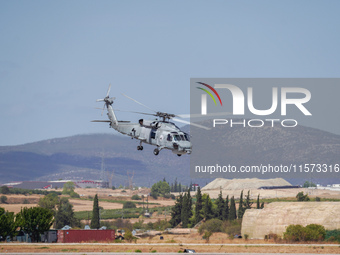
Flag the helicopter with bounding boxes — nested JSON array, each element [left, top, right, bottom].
[[92, 85, 210, 156]]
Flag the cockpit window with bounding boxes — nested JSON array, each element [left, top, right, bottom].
[[184, 133, 190, 141], [173, 135, 181, 141], [180, 134, 185, 141], [167, 134, 172, 141]]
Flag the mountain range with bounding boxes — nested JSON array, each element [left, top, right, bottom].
[[0, 120, 339, 187]]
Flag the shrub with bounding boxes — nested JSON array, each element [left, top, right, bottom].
[[284, 224, 306, 241], [23, 199, 30, 204], [296, 192, 310, 201], [244, 234, 249, 240], [123, 201, 136, 209], [202, 231, 212, 243], [0, 186, 10, 194], [131, 195, 141, 200], [326, 229, 340, 243], [124, 229, 134, 243], [198, 219, 223, 234], [0, 195, 7, 204], [135, 249, 142, 252], [305, 224, 326, 241], [315, 197, 321, 201], [223, 219, 242, 236], [284, 224, 326, 242]]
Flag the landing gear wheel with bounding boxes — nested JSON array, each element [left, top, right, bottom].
[[177, 154, 182, 157], [137, 146, 143, 151], [153, 148, 159, 155]]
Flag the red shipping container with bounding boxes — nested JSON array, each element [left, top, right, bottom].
[[57, 230, 115, 243]]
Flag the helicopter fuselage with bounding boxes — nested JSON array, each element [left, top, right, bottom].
[[113, 119, 192, 155], [94, 94, 192, 156]]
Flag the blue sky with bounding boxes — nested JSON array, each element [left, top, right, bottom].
[[1, 0, 340, 146]]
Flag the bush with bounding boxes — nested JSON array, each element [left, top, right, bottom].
[[0, 186, 10, 194], [203, 231, 212, 243], [198, 219, 223, 234], [284, 224, 306, 241], [296, 192, 310, 201], [223, 220, 242, 236], [326, 229, 340, 243], [0, 195, 7, 204], [123, 201, 136, 209], [305, 224, 326, 241], [124, 229, 134, 243], [283, 224, 326, 242], [131, 195, 141, 200]]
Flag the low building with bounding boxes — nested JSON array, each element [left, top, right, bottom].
[[57, 229, 115, 243]]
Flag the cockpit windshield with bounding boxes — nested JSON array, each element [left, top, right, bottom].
[[173, 135, 181, 141], [171, 132, 190, 141]]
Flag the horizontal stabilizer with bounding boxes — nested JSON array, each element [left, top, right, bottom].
[[91, 120, 111, 123]]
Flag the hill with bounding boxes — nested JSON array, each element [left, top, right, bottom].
[[1, 120, 340, 187], [0, 133, 190, 186], [189, 119, 340, 185], [202, 178, 292, 190]]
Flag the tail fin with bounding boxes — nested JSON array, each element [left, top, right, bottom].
[[96, 84, 118, 126]]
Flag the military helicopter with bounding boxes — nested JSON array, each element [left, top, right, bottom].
[[92, 85, 209, 156]]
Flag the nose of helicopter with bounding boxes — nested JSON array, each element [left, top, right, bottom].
[[178, 141, 192, 154]]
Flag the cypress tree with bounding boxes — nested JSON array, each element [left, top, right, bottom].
[[202, 194, 214, 220], [244, 190, 253, 209], [174, 178, 178, 192], [229, 196, 237, 221], [223, 195, 229, 221], [256, 194, 260, 209], [181, 189, 193, 228], [181, 193, 189, 227], [90, 194, 100, 229], [215, 189, 225, 220], [194, 187, 203, 225], [237, 190, 245, 219], [178, 183, 182, 193], [170, 194, 183, 227]]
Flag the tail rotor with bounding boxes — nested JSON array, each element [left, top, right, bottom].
[[96, 84, 115, 115]]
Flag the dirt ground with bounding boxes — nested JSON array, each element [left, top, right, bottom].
[[1, 233, 340, 254], [0, 188, 175, 214], [2, 187, 340, 214]]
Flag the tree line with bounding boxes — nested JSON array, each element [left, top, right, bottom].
[[169, 187, 264, 228]]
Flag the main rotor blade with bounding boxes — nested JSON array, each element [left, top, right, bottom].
[[121, 93, 156, 113], [114, 109, 157, 117], [106, 84, 111, 97], [173, 118, 210, 130]]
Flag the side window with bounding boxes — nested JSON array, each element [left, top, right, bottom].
[[151, 130, 156, 139], [167, 134, 172, 141]]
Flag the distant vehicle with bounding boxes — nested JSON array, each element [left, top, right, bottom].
[[93, 85, 209, 156], [84, 225, 91, 230], [184, 249, 196, 253], [61, 225, 72, 230]]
